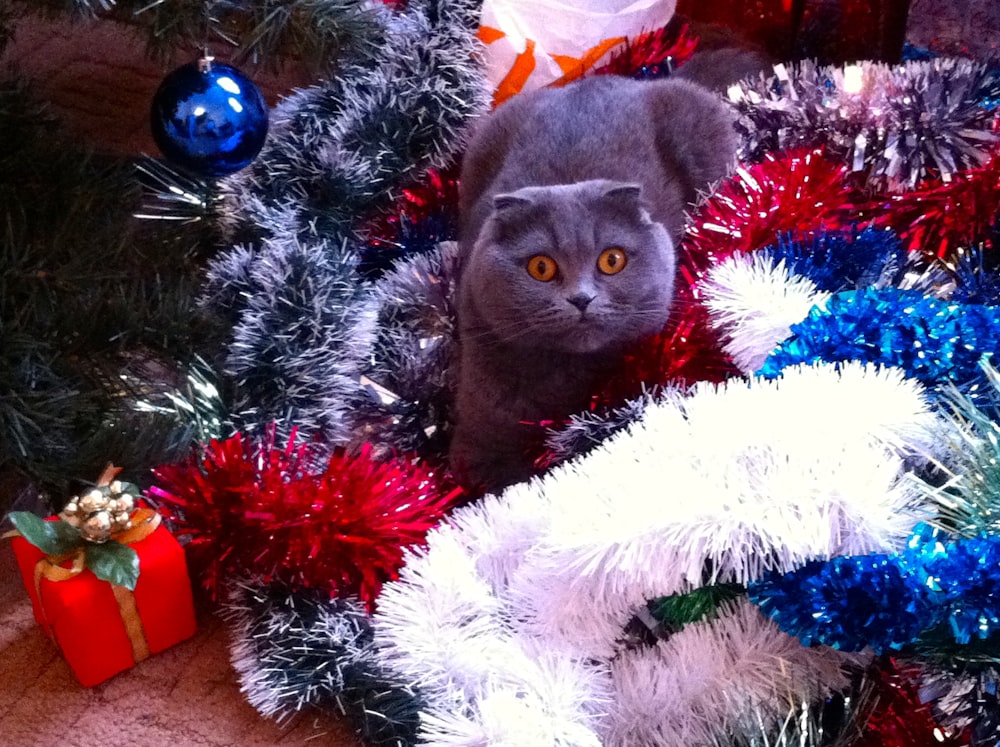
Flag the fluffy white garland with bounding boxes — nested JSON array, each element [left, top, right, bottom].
[[373, 362, 943, 745], [605, 598, 862, 747], [700, 252, 831, 373]]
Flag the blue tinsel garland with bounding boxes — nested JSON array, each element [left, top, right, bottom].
[[759, 226, 908, 293], [748, 526, 1000, 653], [758, 288, 1000, 403]]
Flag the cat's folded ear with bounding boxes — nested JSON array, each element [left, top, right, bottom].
[[600, 182, 653, 222], [489, 192, 541, 236]]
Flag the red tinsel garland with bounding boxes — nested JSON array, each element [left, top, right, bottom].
[[686, 147, 862, 268], [651, 143, 1000, 395], [855, 658, 970, 747], [600, 147, 861, 396], [875, 149, 1000, 257], [367, 166, 461, 239], [592, 22, 699, 78], [148, 427, 464, 609], [594, 281, 737, 407]]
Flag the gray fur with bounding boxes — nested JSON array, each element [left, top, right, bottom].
[[451, 76, 739, 492]]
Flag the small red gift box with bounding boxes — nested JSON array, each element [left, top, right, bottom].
[[10, 515, 197, 687]]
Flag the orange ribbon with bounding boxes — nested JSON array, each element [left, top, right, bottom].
[[493, 37, 538, 106]]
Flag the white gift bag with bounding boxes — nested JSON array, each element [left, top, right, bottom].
[[479, 0, 677, 104]]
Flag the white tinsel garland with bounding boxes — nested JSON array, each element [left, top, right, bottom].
[[700, 252, 831, 374], [605, 598, 862, 747], [372, 362, 944, 745], [504, 365, 941, 658]]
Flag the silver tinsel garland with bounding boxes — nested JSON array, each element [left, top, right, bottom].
[[224, 583, 426, 745], [542, 388, 666, 469], [217, 0, 489, 243], [202, 0, 488, 446], [191, 4, 488, 736], [346, 241, 461, 461], [201, 234, 378, 449], [919, 664, 1000, 744], [731, 57, 1000, 191]]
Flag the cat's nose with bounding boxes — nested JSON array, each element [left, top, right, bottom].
[[566, 293, 595, 312]]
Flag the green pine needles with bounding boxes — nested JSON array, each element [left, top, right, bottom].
[[916, 362, 1000, 538], [0, 78, 225, 510], [649, 583, 748, 634], [17, 0, 385, 72]]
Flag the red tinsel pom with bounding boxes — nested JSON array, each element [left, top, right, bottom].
[[148, 427, 464, 609], [686, 147, 861, 271], [875, 149, 1000, 258], [855, 657, 970, 747]]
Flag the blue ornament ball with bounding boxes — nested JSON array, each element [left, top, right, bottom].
[[150, 59, 269, 177]]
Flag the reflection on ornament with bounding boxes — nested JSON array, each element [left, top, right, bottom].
[[150, 58, 269, 177]]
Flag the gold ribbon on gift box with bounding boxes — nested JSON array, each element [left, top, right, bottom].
[[33, 506, 161, 663], [8, 464, 162, 664]]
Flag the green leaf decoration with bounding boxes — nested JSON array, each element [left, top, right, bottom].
[[85, 542, 140, 590], [8, 512, 82, 555]]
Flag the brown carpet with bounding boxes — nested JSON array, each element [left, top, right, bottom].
[[0, 548, 361, 747]]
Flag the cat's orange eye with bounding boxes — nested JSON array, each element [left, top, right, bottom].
[[598, 247, 627, 275], [527, 255, 558, 282]]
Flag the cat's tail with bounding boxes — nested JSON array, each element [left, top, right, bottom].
[[672, 19, 774, 92], [673, 47, 773, 92]]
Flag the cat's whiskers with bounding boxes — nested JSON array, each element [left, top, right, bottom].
[[618, 309, 673, 321], [460, 311, 564, 345], [475, 302, 623, 344], [607, 303, 672, 320]]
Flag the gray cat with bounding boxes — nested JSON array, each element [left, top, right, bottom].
[[450, 74, 740, 492]]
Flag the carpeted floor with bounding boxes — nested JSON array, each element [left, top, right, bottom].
[[0, 548, 361, 747]]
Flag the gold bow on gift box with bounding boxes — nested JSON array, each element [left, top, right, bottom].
[[6, 464, 162, 662]]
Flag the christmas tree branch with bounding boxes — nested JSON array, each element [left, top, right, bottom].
[[14, 0, 385, 72], [0, 75, 226, 505]]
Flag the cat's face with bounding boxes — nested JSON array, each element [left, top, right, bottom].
[[461, 180, 676, 355]]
